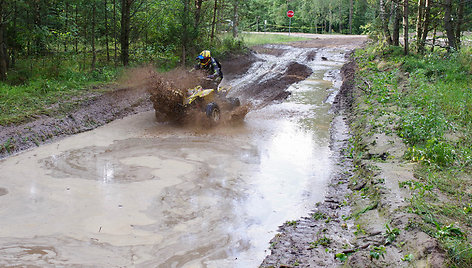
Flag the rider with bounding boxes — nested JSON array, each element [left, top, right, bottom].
[[195, 50, 223, 88]]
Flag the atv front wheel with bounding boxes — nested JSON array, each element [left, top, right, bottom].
[[206, 102, 221, 123]]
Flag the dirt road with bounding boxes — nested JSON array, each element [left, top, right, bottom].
[[0, 35, 367, 267]]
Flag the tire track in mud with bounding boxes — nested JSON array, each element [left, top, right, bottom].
[[226, 45, 316, 106]]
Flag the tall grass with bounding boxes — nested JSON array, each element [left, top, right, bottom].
[[0, 55, 121, 126]]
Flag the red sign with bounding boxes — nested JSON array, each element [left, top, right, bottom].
[[287, 10, 294, 18]]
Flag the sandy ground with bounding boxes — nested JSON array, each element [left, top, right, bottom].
[[0, 34, 446, 267]]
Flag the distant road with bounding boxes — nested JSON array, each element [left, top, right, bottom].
[[245, 31, 367, 39]]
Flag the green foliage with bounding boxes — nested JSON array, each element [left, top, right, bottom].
[[398, 111, 447, 145], [354, 224, 366, 235], [0, 55, 120, 126], [312, 212, 327, 220], [401, 254, 413, 262], [434, 223, 465, 240], [309, 235, 331, 248], [355, 44, 472, 267], [369, 246, 386, 260], [384, 224, 400, 245], [210, 35, 247, 57], [345, 201, 378, 221], [239, 33, 308, 47], [335, 252, 348, 262]]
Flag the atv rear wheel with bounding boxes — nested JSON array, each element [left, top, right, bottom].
[[206, 102, 220, 123]]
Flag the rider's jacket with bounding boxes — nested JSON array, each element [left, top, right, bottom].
[[197, 57, 223, 79]]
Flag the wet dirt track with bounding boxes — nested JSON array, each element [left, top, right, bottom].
[[0, 35, 367, 267]]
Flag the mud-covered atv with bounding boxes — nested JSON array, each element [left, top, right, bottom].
[[150, 84, 240, 124]]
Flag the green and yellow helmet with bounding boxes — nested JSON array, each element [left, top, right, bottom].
[[197, 50, 211, 67]]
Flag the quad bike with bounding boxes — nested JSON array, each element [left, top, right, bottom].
[[150, 83, 241, 124]]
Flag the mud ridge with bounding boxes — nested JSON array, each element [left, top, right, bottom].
[[238, 61, 312, 105], [0, 87, 152, 159]]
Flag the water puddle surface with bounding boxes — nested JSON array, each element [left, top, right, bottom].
[[0, 46, 348, 267]]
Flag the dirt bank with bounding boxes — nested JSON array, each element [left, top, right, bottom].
[[237, 61, 312, 103], [0, 86, 152, 159], [261, 53, 446, 267]]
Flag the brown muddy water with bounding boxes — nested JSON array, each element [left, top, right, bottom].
[[0, 47, 348, 267]]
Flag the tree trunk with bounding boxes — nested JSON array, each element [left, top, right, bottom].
[[75, 4, 78, 53], [403, 0, 409, 55], [349, 0, 353, 34], [92, 1, 96, 70], [65, 1, 69, 52], [217, 0, 223, 33], [416, 0, 425, 53], [431, 23, 437, 52], [12, 0, 17, 68], [113, 0, 117, 64], [105, 0, 110, 62], [455, 0, 464, 49], [0, 0, 7, 81], [83, 10, 88, 71], [443, 0, 456, 51], [392, 0, 401, 46], [329, 9, 332, 33], [380, 0, 393, 45], [121, 0, 132, 66], [181, 0, 190, 66], [420, 0, 431, 53], [211, 0, 218, 41], [33, 0, 43, 54], [232, 0, 239, 38], [194, 0, 203, 28]]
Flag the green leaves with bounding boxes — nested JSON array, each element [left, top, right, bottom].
[[369, 246, 386, 260], [434, 223, 465, 240], [335, 252, 348, 262], [384, 224, 400, 245]]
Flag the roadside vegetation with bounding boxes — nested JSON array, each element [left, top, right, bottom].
[[350, 42, 472, 266]]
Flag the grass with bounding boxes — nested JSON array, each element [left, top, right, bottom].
[[239, 33, 309, 46], [0, 58, 120, 126], [353, 44, 472, 266]]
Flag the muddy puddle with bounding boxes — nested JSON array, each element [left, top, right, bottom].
[[0, 46, 349, 267]]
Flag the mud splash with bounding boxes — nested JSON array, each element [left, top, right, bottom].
[[146, 68, 249, 126]]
